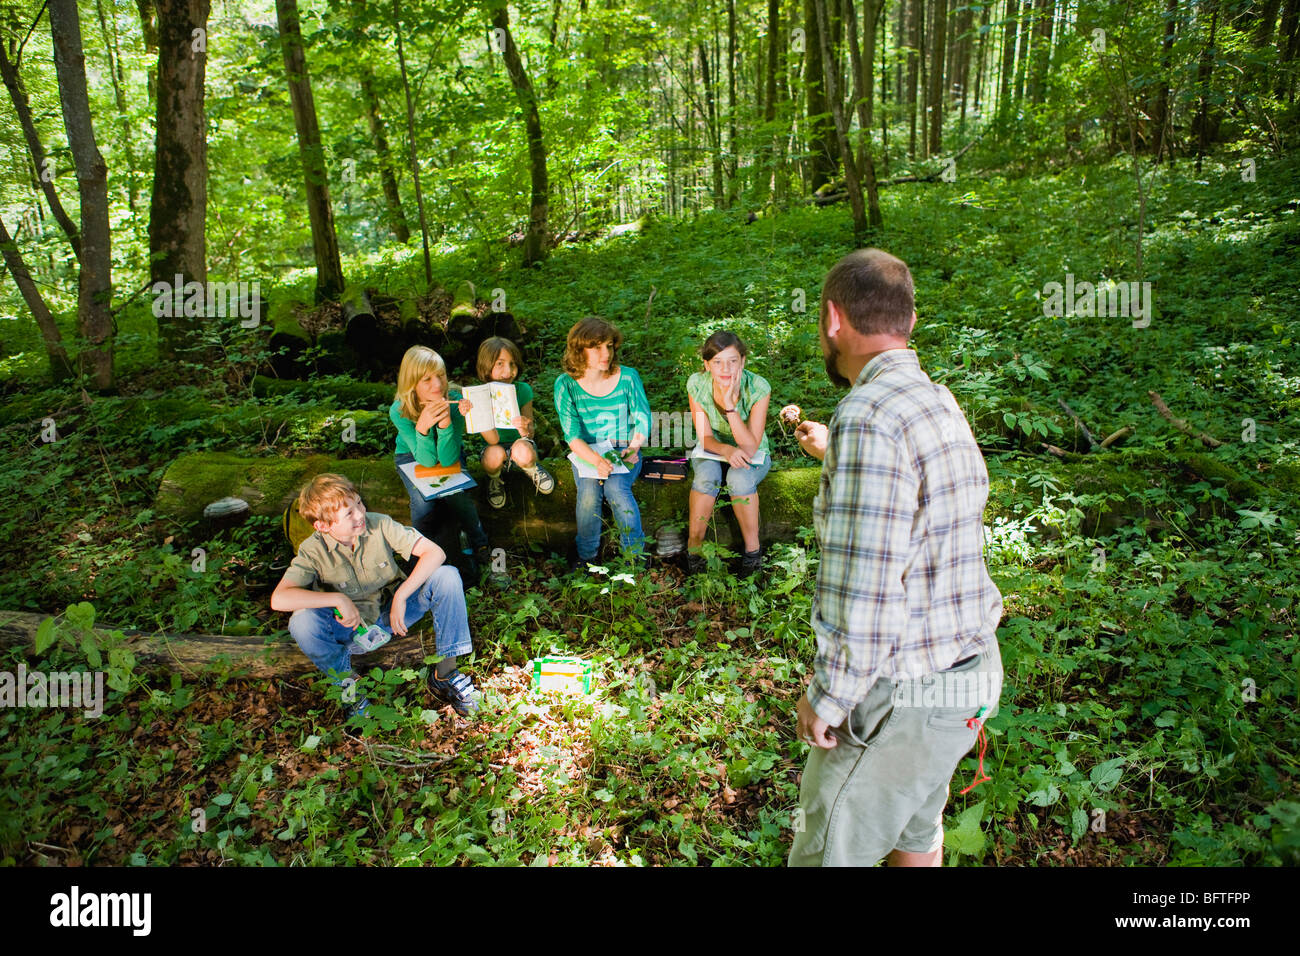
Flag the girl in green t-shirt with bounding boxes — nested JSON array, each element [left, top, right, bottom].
[[475, 336, 556, 509], [686, 331, 772, 575], [390, 345, 490, 578]]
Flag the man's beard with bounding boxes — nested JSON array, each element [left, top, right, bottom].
[[824, 341, 850, 389]]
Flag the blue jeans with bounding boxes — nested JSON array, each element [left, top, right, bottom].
[[287, 565, 473, 678], [572, 455, 644, 561], [395, 453, 488, 551], [690, 454, 773, 499]]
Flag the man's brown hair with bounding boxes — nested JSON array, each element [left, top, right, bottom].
[[562, 316, 624, 376], [820, 248, 915, 338], [298, 473, 360, 524]]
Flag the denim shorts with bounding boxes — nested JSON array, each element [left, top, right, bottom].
[[690, 453, 772, 498], [788, 641, 1003, 866]]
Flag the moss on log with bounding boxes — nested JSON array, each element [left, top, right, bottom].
[[155, 439, 1290, 552], [251, 374, 395, 409], [156, 452, 826, 549]]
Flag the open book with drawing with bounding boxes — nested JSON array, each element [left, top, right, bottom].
[[461, 383, 522, 434], [567, 440, 630, 479], [399, 459, 478, 500]]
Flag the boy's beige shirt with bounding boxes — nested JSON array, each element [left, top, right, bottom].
[[281, 513, 421, 622]]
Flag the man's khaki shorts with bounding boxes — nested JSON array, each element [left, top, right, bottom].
[[788, 642, 1003, 867]]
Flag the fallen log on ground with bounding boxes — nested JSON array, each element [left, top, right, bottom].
[[0, 610, 439, 678], [153, 444, 1299, 553], [156, 452, 826, 551]]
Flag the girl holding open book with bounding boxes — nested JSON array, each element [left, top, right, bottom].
[[390, 345, 491, 576], [553, 317, 650, 568], [685, 331, 771, 576], [473, 337, 556, 510]]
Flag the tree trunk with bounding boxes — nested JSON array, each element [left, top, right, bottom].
[[359, 65, 411, 243], [698, 41, 724, 207], [806, 0, 839, 189], [1194, 1, 1219, 172], [0, 212, 73, 380], [49, 0, 113, 390], [150, 0, 210, 360], [814, 0, 869, 238], [1151, 0, 1179, 163], [906, 0, 920, 157], [973, 1, 990, 116], [136, 0, 157, 100], [1014, 0, 1029, 103], [894, 0, 905, 103], [276, 0, 345, 302], [726, 0, 738, 206], [957, 3, 975, 132], [93, 0, 139, 213], [392, 0, 432, 286], [0, 41, 82, 259], [765, 0, 779, 125], [999, 0, 1018, 115], [928, 0, 947, 156], [491, 5, 550, 267], [1277, 0, 1299, 99], [1028, 0, 1053, 105]]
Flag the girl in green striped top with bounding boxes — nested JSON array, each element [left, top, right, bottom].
[[553, 317, 650, 565]]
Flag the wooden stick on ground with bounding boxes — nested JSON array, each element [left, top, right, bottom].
[[1148, 391, 1224, 448], [1040, 442, 1085, 461], [1058, 399, 1099, 452], [1099, 424, 1135, 449]]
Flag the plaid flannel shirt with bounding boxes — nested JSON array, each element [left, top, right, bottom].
[[808, 349, 1003, 727]]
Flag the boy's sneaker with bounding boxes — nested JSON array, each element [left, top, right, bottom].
[[345, 697, 371, 720], [487, 474, 507, 509], [530, 464, 555, 494], [739, 548, 764, 577], [686, 551, 706, 575], [428, 669, 481, 716]]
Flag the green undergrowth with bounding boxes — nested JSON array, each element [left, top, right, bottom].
[[1, 153, 1298, 865]]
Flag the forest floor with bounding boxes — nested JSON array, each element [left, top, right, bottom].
[[2, 152, 1299, 865]]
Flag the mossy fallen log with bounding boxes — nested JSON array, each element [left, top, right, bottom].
[[154, 441, 1293, 554], [155, 452, 827, 549], [252, 374, 395, 409]]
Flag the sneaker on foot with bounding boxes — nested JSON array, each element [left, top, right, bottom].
[[739, 547, 764, 577], [487, 474, 506, 509], [345, 696, 371, 719], [686, 551, 705, 575], [428, 669, 481, 716], [531, 463, 555, 494]]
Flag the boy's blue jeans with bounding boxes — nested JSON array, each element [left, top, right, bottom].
[[287, 566, 473, 679], [571, 455, 644, 561]]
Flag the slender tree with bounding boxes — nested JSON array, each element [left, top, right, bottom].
[[0, 212, 72, 380], [0, 33, 81, 259], [150, 0, 211, 359], [806, 0, 838, 188], [814, 0, 879, 237], [906, 0, 920, 156], [999, 0, 1019, 115], [1028, 0, 1053, 105], [276, 0, 345, 302], [392, 0, 431, 284], [491, 2, 551, 266], [49, 0, 113, 388], [1194, 0, 1220, 171], [359, 65, 411, 242], [1151, 0, 1179, 163], [928, 0, 948, 155]]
